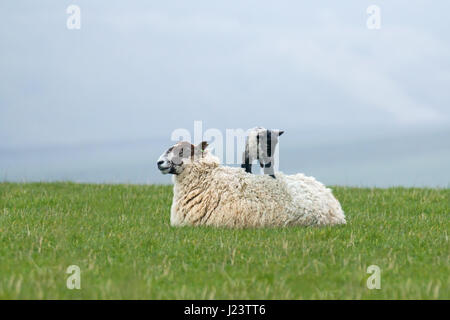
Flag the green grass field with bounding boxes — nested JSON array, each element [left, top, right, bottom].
[[0, 182, 448, 299]]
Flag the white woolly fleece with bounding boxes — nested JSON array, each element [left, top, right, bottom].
[[170, 152, 346, 228]]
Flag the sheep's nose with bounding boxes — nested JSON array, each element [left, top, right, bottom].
[[157, 160, 164, 168]]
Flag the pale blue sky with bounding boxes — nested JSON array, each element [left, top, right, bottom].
[[0, 1, 449, 186]]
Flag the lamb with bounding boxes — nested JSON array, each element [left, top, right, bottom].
[[157, 141, 346, 228], [241, 127, 284, 178]]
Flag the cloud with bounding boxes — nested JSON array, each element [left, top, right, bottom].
[[0, 1, 449, 149]]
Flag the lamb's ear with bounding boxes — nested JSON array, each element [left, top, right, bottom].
[[277, 130, 285, 136]]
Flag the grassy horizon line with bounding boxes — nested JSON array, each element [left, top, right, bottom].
[[0, 182, 448, 299]]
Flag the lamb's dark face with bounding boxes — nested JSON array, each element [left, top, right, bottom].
[[258, 128, 284, 158], [157, 141, 208, 175]]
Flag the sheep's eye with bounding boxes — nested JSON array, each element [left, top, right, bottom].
[[179, 149, 184, 157]]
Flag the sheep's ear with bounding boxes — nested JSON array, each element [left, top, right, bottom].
[[189, 143, 196, 157], [192, 141, 209, 159], [194, 141, 208, 153], [198, 141, 209, 151], [277, 130, 285, 136]]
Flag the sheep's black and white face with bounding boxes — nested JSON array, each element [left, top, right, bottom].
[[157, 141, 208, 175], [252, 128, 284, 160], [261, 129, 284, 158]]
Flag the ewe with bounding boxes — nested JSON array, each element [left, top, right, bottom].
[[157, 141, 346, 228]]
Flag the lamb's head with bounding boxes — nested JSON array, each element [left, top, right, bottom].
[[157, 141, 209, 175], [248, 127, 284, 160]]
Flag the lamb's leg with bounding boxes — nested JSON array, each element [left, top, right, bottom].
[[262, 161, 276, 178], [241, 147, 252, 173], [241, 162, 252, 173]]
